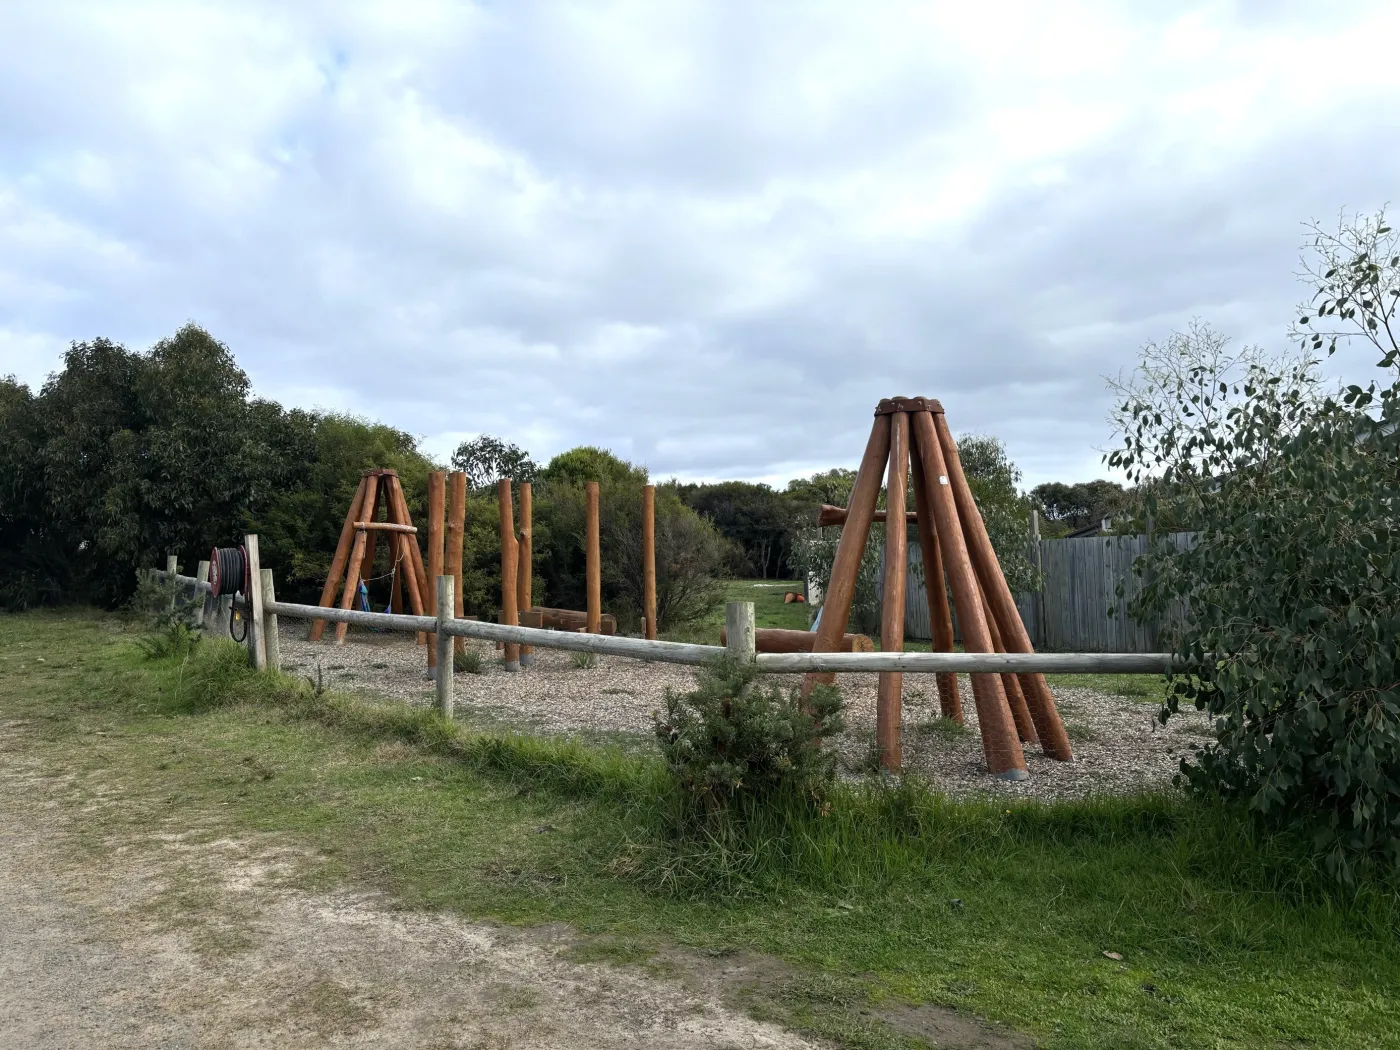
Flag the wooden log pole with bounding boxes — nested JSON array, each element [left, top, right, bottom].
[[498, 480, 520, 670], [818, 505, 918, 527], [446, 471, 466, 656], [335, 474, 379, 643], [585, 481, 601, 634], [932, 410, 1072, 761], [642, 484, 657, 640], [876, 411, 911, 771], [983, 590, 1037, 743], [908, 432, 963, 722], [720, 627, 874, 653], [909, 410, 1026, 779], [261, 568, 281, 674], [360, 482, 381, 595], [384, 473, 429, 643], [436, 575, 454, 717], [390, 558, 404, 615], [196, 560, 211, 631], [801, 413, 892, 695], [310, 475, 367, 641], [725, 601, 756, 663], [353, 521, 417, 533], [426, 471, 446, 668], [245, 534, 267, 671], [517, 481, 534, 667]]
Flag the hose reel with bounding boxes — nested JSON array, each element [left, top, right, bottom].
[[208, 545, 250, 642]]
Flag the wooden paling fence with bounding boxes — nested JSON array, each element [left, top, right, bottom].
[[152, 535, 1178, 729], [892, 532, 1196, 653]]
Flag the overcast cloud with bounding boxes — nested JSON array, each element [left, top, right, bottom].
[[2, 1, 1397, 487]]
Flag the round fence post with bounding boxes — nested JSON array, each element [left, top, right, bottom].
[[260, 568, 281, 673], [725, 601, 756, 664], [436, 575, 455, 718]]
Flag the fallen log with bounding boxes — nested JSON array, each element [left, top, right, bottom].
[[720, 627, 874, 653], [818, 504, 918, 528], [521, 607, 617, 635]]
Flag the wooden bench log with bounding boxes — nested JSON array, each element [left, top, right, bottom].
[[720, 627, 874, 653]]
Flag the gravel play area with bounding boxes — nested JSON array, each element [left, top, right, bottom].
[[277, 624, 1212, 801]]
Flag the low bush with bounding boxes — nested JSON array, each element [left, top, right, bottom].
[[653, 658, 845, 822]]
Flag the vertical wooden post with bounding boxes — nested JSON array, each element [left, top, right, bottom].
[[335, 474, 379, 644], [427, 471, 446, 668], [802, 413, 892, 695], [436, 575, 454, 718], [446, 471, 467, 656], [310, 475, 367, 641], [245, 534, 267, 671], [1030, 508, 1044, 651], [909, 411, 1026, 779], [261, 568, 281, 674], [165, 554, 178, 613], [932, 411, 1071, 761], [642, 484, 657, 640], [517, 481, 534, 667], [498, 480, 520, 671], [876, 412, 911, 771], [909, 435, 962, 722], [725, 601, 756, 663], [585, 481, 601, 634], [196, 560, 211, 631]]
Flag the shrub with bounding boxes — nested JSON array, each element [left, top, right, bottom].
[[653, 659, 845, 820], [570, 650, 598, 670], [1108, 209, 1400, 881], [454, 648, 483, 674]]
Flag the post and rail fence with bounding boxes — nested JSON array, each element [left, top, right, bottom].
[[151, 535, 1182, 721]]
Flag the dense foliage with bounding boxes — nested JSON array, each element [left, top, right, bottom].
[[1030, 479, 1129, 535], [654, 659, 845, 819], [1109, 210, 1400, 880]]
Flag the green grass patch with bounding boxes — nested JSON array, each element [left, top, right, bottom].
[[2, 610, 1398, 1050]]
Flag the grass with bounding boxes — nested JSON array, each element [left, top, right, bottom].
[[3, 609, 1399, 1050], [665, 579, 812, 643]]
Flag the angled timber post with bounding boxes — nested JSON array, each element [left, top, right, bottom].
[[310, 475, 367, 641], [876, 410, 911, 771], [909, 433, 963, 722], [910, 410, 1026, 780]]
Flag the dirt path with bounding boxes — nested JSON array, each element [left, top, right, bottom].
[[0, 719, 1030, 1050], [0, 729, 820, 1048]]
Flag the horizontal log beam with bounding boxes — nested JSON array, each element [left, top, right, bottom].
[[756, 651, 1179, 674], [263, 599, 1178, 672], [818, 504, 918, 528], [720, 627, 874, 653], [354, 521, 417, 533]]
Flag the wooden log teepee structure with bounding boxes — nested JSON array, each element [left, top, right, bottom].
[[309, 469, 429, 643], [806, 397, 1073, 780]]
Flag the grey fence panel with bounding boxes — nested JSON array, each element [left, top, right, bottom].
[[892, 530, 1196, 651]]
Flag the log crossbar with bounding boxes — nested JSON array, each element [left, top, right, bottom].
[[257, 597, 1179, 673]]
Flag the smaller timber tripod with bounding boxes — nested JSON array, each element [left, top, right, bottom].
[[308, 469, 430, 643], [807, 398, 1073, 779]]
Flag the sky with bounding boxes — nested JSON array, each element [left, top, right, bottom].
[[1, 1, 1397, 489]]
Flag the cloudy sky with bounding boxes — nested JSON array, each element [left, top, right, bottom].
[[1, 1, 1396, 488]]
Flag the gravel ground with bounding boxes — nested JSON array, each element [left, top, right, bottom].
[[277, 622, 1213, 801]]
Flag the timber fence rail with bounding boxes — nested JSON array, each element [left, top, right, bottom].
[[149, 536, 1182, 721]]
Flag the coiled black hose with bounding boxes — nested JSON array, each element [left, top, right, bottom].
[[208, 545, 250, 642]]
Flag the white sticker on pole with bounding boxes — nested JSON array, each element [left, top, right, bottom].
[[938, 475, 949, 485]]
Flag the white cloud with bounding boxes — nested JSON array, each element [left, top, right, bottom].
[[1, 0, 1396, 487]]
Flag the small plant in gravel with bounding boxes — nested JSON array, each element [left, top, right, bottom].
[[570, 650, 598, 670], [653, 658, 844, 819], [454, 649, 483, 674]]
